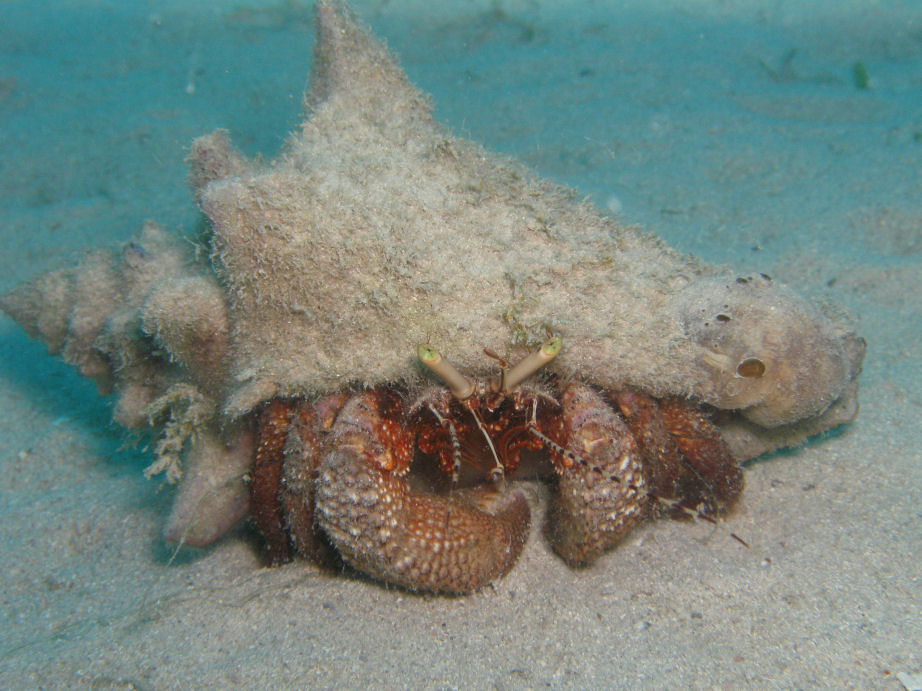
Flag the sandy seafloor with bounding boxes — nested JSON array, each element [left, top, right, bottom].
[[0, 0, 920, 688]]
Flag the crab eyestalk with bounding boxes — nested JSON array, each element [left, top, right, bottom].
[[417, 344, 475, 400], [499, 336, 562, 393]]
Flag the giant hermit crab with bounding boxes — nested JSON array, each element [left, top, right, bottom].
[[0, 1, 864, 595], [251, 336, 747, 593]]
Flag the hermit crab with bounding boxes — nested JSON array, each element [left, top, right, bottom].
[[250, 336, 747, 593], [0, 1, 864, 594]]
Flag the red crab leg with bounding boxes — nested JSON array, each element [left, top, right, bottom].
[[251, 393, 348, 566], [614, 390, 744, 517], [658, 397, 744, 508], [611, 389, 686, 505], [251, 400, 295, 565], [316, 390, 530, 594]]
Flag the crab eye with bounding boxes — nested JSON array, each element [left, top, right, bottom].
[[417, 344, 439, 364], [737, 357, 766, 378], [541, 336, 563, 358]]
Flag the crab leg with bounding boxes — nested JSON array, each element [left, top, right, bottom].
[[657, 397, 744, 508], [251, 400, 296, 565], [536, 383, 647, 566], [423, 403, 464, 489], [280, 392, 349, 563], [614, 390, 744, 516], [250, 393, 348, 565], [534, 388, 748, 558], [316, 390, 530, 594]]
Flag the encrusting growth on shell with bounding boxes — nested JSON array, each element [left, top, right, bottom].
[[142, 384, 215, 483]]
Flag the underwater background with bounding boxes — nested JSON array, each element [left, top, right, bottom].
[[0, 1, 919, 688]]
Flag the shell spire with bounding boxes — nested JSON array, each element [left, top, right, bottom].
[[304, 0, 434, 133]]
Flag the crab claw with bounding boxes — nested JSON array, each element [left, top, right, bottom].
[[315, 392, 530, 594]]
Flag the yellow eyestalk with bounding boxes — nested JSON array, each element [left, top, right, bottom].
[[417, 344, 475, 400], [501, 336, 562, 392]]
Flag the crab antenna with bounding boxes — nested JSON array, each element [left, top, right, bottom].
[[501, 336, 563, 392], [417, 344, 475, 400]]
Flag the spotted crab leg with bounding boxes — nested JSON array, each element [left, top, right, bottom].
[[532, 383, 647, 566], [316, 390, 530, 594], [281, 392, 350, 563]]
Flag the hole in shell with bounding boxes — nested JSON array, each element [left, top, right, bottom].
[[737, 357, 766, 378]]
